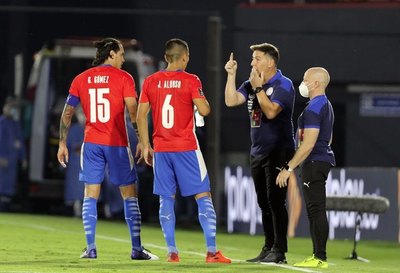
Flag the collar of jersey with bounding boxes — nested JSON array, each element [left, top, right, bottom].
[[161, 69, 183, 72]]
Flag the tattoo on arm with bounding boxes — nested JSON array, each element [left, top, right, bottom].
[[59, 104, 75, 143], [132, 122, 140, 139]]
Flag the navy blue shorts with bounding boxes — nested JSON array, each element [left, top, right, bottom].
[[79, 142, 137, 186]]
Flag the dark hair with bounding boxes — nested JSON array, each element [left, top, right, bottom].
[[250, 43, 280, 66], [92, 38, 121, 66], [165, 38, 189, 63]]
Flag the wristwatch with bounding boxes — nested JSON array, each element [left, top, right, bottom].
[[254, 87, 264, 94], [284, 164, 293, 172]]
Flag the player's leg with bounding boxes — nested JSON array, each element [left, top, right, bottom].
[[81, 184, 101, 258], [193, 192, 230, 263], [159, 195, 179, 262], [153, 152, 179, 261], [119, 184, 142, 251], [175, 151, 214, 250], [176, 150, 231, 263], [108, 146, 158, 260], [194, 192, 216, 252], [79, 143, 105, 259], [108, 146, 140, 250]]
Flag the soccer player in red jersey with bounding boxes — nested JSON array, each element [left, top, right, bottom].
[[137, 38, 231, 263], [57, 38, 158, 260]]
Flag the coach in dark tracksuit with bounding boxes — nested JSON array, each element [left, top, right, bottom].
[[224, 43, 296, 264], [276, 67, 335, 269]]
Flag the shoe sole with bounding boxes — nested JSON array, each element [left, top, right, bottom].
[[294, 264, 328, 268], [131, 256, 159, 261], [260, 260, 287, 264], [246, 253, 270, 263]]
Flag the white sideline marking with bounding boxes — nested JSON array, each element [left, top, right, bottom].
[[0, 221, 55, 231], [0, 221, 321, 272], [0, 271, 42, 273], [260, 262, 322, 273], [23, 224, 55, 231]]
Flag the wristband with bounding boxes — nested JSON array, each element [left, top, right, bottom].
[[254, 87, 263, 94], [284, 164, 293, 172]]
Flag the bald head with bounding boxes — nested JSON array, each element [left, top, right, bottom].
[[305, 67, 330, 89]]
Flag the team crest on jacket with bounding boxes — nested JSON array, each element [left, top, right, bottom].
[[266, 87, 273, 96], [198, 88, 204, 96]]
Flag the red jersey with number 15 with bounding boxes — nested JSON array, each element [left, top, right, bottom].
[[68, 65, 136, 146], [139, 70, 205, 152]]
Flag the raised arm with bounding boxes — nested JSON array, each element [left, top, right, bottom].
[[224, 52, 246, 107]]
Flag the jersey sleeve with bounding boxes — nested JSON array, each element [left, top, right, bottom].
[[237, 81, 251, 99], [270, 81, 294, 110], [303, 108, 321, 129], [191, 75, 205, 99], [122, 72, 137, 99], [67, 76, 81, 107], [139, 77, 150, 103], [68, 76, 80, 98]]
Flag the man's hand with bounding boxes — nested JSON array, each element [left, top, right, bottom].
[[135, 142, 144, 164], [249, 68, 265, 90], [143, 144, 154, 167], [224, 52, 238, 75], [276, 168, 291, 188], [57, 142, 69, 168]]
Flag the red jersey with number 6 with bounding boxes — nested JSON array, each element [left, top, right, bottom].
[[139, 70, 205, 152], [68, 65, 136, 146]]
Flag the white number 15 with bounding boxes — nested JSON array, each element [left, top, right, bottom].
[[88, 88, 110, 123]]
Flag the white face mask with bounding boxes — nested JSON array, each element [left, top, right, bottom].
[[299, 82, 310, 98], [9, 107, 20, 121]]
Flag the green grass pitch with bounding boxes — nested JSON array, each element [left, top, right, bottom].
[[0, 213, 399, 273]]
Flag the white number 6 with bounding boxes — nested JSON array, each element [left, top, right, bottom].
[[162, 94, 174, 129]]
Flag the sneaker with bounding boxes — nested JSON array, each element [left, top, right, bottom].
[[294, 255, 328, 268], [259, 250, 287, 264], [167, 252, 180, 262], [206, 250, 231, 263], [80, 248, 97, 259], [131, 248, 159, 260], [246, 246, 271, 263]]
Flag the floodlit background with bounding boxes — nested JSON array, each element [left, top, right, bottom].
[[0, 0, 399, 244]]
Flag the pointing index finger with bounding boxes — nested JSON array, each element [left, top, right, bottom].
[[229, 52, 234, 61]]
